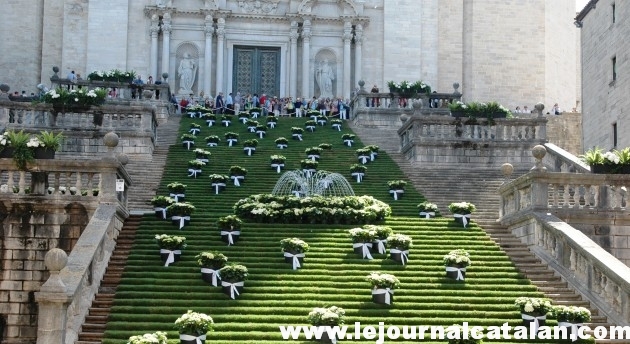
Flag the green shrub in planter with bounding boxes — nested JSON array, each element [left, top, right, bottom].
[[348, 227, 377, 243], [550, 305, 591, 323], [173, 310, 214, 338], [167, 182, 187, 194], [307, 306, 345, 326], [229, 165, 248, 176], [319, 143, 332, 150], [151, 195, 175, 208], [195, 251, 228, 269], [243, 139, 258, 147], [126, 331, 168, 344], [219, 263, 249, 283], [280, 237, 310, 253], [155, 234, 187, 250], [443, 249, 471, 267], [366, 271, 400, 289], [217, 215, 243, 230], [166, 202, 195, 216], [387, 233, 412, 250]]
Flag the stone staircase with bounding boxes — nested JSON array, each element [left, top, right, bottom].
[[124, 115, 181, 211], [75, 214, 142, 344], [347, 123, 614, 330]]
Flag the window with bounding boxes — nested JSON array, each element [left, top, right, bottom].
[[613, 122, 618, 148], [612, 3, 616, 23], [612, 56, 617, 81]]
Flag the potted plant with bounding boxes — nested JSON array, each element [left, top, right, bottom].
[[270, 155, 286, 173], [387, 233, 412, 265], [245, 118, 258, 131], [219, 263, 249, 299], [443, 249, 471, 281], [35, 131, 63, 159], [316, 115, 328, 126], [255, 124, 266, 138], [217, 215, 242, 245], [240, 113, 252, 124], [151, 195, 174, 219], [221, 114, 233, 126], [166, 202, 195, 229], [224, 132, 239, 147], [167, 182, 186, 202], [209, 174, 229, 194], [187, 159, 205, 178], [614, 147, 630, 174], [387, 180, 407, 200], [349, 227, 377, 259], [551, 305, 591, 340], [305, 120, 317, 132], [204, 113, 216, 127], [189, 123, 201, 136], [366, 271, 400, 305], [174, 310, 214, 344], [5, 130, 34, 170], [350, 164, 367, 183], [194, 148, 211, 162], [580, 147, 620, 174], [229, 165, 247, 186], [365, 145, 379, 161], [417, 201, 438, 219], [514, 297, 553, 332], [126, 331, 168, 344], [155, 234, 186, 266], [196, 251, 228, 286], [266, 115, 277, 128], [319, 143, 332, 150], [0, 133, 11, 158], [342, 133, 355, 147], [205, 135, 220, 147], [280, 237, 310, 270], [363, 225, 392, 254], [307, 306, 345, 343], [448, 202, 476, 228], [356, 148, 371, 164], [248, 107, 263, 118], [291, 127, 304, 141], [242, 139, 258, 156], [331, 118, 342, 131], [305, 146, 323, 161], [300, 159, 318, 176], [181, 133, 195, 150], [275, 137, 288, 149]]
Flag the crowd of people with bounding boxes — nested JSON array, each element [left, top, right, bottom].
[[515, 103, 579, 115]]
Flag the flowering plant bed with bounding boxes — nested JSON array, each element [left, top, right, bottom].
[[151, 195, 174, 208], [364, 225, 392, 240], [305, 147, 323, 156], [209, 174, 229, 184], [319, 143, 332, 150], [350, 164, 367, 173], [188, 159, 206, 169], [387, 180, 407, 190], [270, 155, 286, 164], [307, 306, 345, 326], [387, 233, 412, 250], [229, 165, 248, 176], [219, 263, 249, 283], [195, 251, 228, 269], [42, 87, 107, 106], [443, 249, 471, 267], [300, 159, 318, 169], [166, 182, 187, 194], [514, 297, 553, 315], [243, 139, 258, 148], [449, 100, 512, 119], [348, 227, 377, 242], [550, 305, 591, 323], [194, 148, 211, 158], [174, 310, 214, 337], [291, 127, 304, 134], [366, 271, 400, 289], [126, 331, 167, 344], [88, 69, 136, 82], [166, 202, 195, 216], [280, 237, 310, 253], [448, 202, 476, 214], [155, 234, 187, 250], [387, 80, 431, 94], [217, 215, 243, 230], [205, 135, 220, 145]]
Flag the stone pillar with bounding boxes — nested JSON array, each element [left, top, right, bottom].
[[301, 19, 312, 98], [289, 21, 299, 98], [354, 24, 363, 92], [342, 21, 352, 100], [161, 13, 172, 79], [35, 249, 71, 344], [215, 17, 225, 94], [204, 15, 214, 97], [150, 15, 160, 80]]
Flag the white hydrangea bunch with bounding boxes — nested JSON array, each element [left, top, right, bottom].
[[127, 331, 167, 344], [603, 151, 620, 164]]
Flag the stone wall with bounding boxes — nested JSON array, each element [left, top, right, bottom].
[[544, 111, 583, 156]]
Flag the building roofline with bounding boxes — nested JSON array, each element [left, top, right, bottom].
[[574, 0, 599, 25]]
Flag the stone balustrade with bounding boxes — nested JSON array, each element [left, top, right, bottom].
[[499, 166, 630, 325], [543, 142, 591, 173], [51, 78, 171, 102]]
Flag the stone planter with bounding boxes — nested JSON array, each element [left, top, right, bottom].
[[33, 148, 55, 159], [0, 147, 14, 158]]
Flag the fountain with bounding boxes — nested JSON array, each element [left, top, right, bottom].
[[271, 170, 355, 197]]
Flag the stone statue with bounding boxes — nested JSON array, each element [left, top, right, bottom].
[[315, 59, 335, 98], [178, 53, 197, 95]]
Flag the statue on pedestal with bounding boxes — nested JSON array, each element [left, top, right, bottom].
[[178, 53, 197, 95], [315, 59, 335, 99]]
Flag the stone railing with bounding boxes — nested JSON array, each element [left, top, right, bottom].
[[543, 142, 591, 173], [499, 156, 630, 325], [51, 78, 171, 101]]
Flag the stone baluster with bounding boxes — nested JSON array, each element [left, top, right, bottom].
[[204, 15, 214, 97], [161, 13, 172, 84], [150, 14, 160, 80], [289, 21, 299, 98], [301, 19, 312, 97], [215, 17, 226, 94]]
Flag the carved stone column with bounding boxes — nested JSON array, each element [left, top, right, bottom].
[[342, 21, 352, 100], [289, 21, 299, 98], [301, 19, 312, 98], [161, 13, 172, 79], [150, 14, 160, 80], [204, 15, 214, 97], [215, 17, 225, 94], [354, 24, 363, 93]]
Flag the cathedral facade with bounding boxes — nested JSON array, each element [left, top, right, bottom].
[[1, 0, 579, 110]]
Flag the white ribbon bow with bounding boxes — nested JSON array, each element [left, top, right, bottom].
[[189, 128, 200, 135], [244, 147, 255, 156], [310, 115, 318, 120], [231, 175, 244, 186], [171, 215, 190, 230], [180, 333, 206, 344], [358, 156, 369, 164], [317, 120, 326, 126], [332, 124, 341, 131], [220, 230, 241, 245], [303, 169, 314, 177], [241, 117, 249, 124], [206, 120, 215, 127], [373, 239, 387, 254], [445, 266, 466, 280], [292, 190, 303, 197], [344, 139, 353, 147], [308, 154, 319, 161], [154, 207, 166, 219], [227, 139, 237, 147], [247, 126, 256, 132], [257, 131, 265, 138], [453, 213, 471, 228], [370, 152, 378, 161], [351, 172, 364, 183], [419, 211, 435, 219], [293, 134, 302, 141], [271, 163, 284, 173], [522, 313, 546, 333], [267, 122, 276, 128], [169, 193, 185, 202], [183, 141, 194, 150], [160, 249, 181, 267], [200, 268, 220, 286], [283, 251, 305, 270], [353, 242, 374, 260], [251, 112, 260, 118], [558, 322, 582, 341], [390, 249, 409, 265], [187, 112, 196, 118], [222, 120, 231, 126], [188, 168, 202, 178], [207, 142, 218, 147], [212, 183, 226, 194], [277, 144, 287, 149], [372, 288, 394, 305], [389, 189, 404, 200], [306, 125, 316, 132], [196, 158, 209, 163], [222, 281, 244, 299]]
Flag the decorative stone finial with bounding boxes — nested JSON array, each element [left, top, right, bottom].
[[358, 80, 365, 87], [501, 163, 514, 183], [103, 132, 119, 149], [41, 248, 68, 292], [531, 145, 547, 171], [535, 103, 544, 117], [412, 99, 423, 109], [162, 72, 169, 82], [400, 114, 409, 123], [142, 90, 154, 99], [51, 66, 60, 80], [0, 84, 9, 93], [453, 82, 461, 95], [116, 153, 129, 165]]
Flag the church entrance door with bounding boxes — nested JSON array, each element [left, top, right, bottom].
[[233, 46, 280, 97]]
